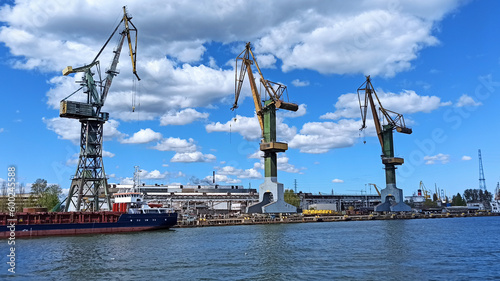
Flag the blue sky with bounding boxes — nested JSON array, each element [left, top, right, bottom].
[[1, 0, 499, 199]]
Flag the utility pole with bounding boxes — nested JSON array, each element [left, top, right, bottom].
[[294, 179, 298, 193]]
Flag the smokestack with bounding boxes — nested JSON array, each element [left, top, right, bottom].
[[213, 171, 215, 184]]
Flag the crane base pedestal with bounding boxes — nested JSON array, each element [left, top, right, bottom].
[[246, 178, 297, 214], [374, 184, 411, 212]]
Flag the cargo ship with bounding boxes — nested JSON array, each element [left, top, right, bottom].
[[0, 191, 177, 238]]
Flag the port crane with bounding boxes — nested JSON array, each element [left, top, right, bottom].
[[233, 42, 298, 213], [60, 6, 139, 211], [357, 76, 412, 212], [368, 183, 381, 196]]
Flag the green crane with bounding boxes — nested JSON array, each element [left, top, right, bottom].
[[233, 42, 298, 213], [61, 6, 139, 212], [357, 76, 412, 212]]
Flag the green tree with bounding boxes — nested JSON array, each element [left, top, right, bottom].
[[452, 193, 466, 206], [0, 182, 7, 212], [30, 179, 62, 211], [432, 193, 438, 202], [284, 189, 300, 208]]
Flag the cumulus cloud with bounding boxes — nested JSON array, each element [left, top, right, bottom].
[[455, 94, 482, 107], [289, 119, 368, 154], [291, 79, 309, 87], [43, 117, 124, 144], [461, 155, 472, 161], [206, 114, 297, 142], [332, 179, 344, 183], [251, 154, 302, 174], [424, 153, 450, 165], [150, 136, 215, 163], [0, 1, 463, 126], [102, 150, 115, 158], [139, 169, 168, 180], [205, 174, 241, 184], [321, 90, 451, 121], [151, 137, 197, 153], [216, 165, 262, 179], [171, 152, 216, 163], [121, 128, 162, 144], [160, 108, 209, 126]]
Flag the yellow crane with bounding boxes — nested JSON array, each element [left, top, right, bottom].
[[368, 183, 381, 196], [357, 76, 412, 212], [233, 42, 299, 213], [419, 181, 431, 200]]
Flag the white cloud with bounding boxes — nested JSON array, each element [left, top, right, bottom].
[[206, 115, 261, 141], [321, 90, 451, 121], [120, 177, 134, 185], [0, 1, 463, 128], [255, 54, 277, 69], [455, 94, 482, 107], [332, 179, 344, 183], [160, 108, 209, 126], [205, 174, 241, 184], [216, 165, 262, 179], [424, 153, 450, 165], [291, 79, 309, 87], [0, 128, 4, 133], [121, 128, 162, 144], [102, 150, 115, 158], [461, 155, 472, 161], [139, 169, 168, 180], [171, 152, 216, 163], [206, 114, 297, 142], [252, 154, 302, 174], [289, 119, 367, 154], [248, 150, 264, 159], [151, 137, 197, 153], [43, 117, 124, 144]]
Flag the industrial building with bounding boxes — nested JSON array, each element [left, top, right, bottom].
[[106, 184, 259, 216], [298, 193, 381, 213]]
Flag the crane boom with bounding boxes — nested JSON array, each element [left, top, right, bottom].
[[358, 75, 411, 150], [368, 183, 381, 196], [60, 6, 139, 119], [233, 42, 298, 136]]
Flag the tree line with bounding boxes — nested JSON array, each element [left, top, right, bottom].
[[0, 178, 62, 212]]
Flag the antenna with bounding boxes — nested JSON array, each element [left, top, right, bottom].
[[478, 149, 487, 190]]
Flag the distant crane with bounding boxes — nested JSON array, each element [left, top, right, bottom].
[[418, 181, 431, 200], [357, 76, 412, 212], [61, 6, 139, 211], [478, 149, 487, 190], [233, 42, 299, 214], [368, 183, 381, 196]]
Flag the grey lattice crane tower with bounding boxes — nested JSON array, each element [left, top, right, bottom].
[[61, 7, 139, 211], [478, 149, 487, 190]]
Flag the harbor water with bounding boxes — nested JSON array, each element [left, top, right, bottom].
[[2, 216, 500, 280]]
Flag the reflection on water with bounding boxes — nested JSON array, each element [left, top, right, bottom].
[[3, 217, 500, 280]]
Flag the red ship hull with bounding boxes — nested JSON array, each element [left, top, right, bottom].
[[1, 211, 178, 238]]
